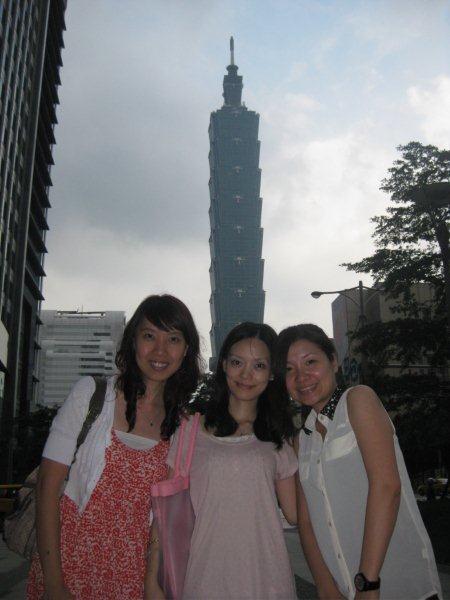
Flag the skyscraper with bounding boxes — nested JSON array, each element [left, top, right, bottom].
[[208, 38, 265, 368], [37, 310, 125, 406], [0, 1, 67, 478]]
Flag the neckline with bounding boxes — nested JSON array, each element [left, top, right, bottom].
[[198, 427, 256, 444], [111, 428, 165, 452]]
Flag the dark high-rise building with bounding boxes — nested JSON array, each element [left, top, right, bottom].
[[0, 0, 67, 479], [208, 38, 265, 368]]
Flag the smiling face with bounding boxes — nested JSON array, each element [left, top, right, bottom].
[[134, 318, 187, 386], [223, 337, 271, 404], [285, 339, 338, 413]]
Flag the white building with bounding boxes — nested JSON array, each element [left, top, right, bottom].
[[36, 310, 125, 407]]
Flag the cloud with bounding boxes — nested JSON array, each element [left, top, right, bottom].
[[407, 76, 450, 148], [259, 90, 395, 335], [345, 0, 448, 57], [43, 218, 212, 356], [51, 0, 231, 244]]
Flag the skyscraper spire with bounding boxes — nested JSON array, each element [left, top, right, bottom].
[[223, 37, 242, 107]]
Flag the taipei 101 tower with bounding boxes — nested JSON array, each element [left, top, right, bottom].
[[208, 38, 265, 368]]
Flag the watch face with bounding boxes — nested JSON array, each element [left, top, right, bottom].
[[354, 573, 366, 591]]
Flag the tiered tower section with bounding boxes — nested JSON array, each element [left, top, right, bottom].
[[208, 38, 265, 368]]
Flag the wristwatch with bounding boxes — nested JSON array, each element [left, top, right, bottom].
[[354, 572, 380, 592]]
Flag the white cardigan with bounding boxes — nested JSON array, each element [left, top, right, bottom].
[[43, 376, 117, 513]]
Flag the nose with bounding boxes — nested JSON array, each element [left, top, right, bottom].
[[153, 335, 168, 354], [289, 366, 309, 386], [240, 363, 252, 379]]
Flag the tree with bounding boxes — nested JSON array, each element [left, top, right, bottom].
[[342, 141, 450, 479]]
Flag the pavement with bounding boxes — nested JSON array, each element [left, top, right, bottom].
[[1, 531, 449, 599]]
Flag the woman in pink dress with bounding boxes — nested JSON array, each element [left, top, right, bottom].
[[27, 294, 202, 600], [148, 322, 299, 600]]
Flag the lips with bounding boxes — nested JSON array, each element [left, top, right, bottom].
[[234, 381, 256, 390]]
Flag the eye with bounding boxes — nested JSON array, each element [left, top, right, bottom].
[[143, 332, 155, 340], [169, 334, 183, 344], [255, 361, 268, 370], [229, 358, 241, 367], [305, 359, 317, 366], [285, 365, 293, 373]]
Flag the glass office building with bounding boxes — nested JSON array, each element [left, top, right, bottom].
[[37, 311, 125, 406], [208, 40, 265, 368], [0, 0, 67, 477]]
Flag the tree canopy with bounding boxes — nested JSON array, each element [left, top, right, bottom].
[[343, 141, 449, 364], [342, 141, 450, 479]]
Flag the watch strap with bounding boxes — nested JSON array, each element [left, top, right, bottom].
[[354, 572, 380, 591]]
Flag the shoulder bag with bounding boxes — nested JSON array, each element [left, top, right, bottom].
[[3, 376, 107, 559]]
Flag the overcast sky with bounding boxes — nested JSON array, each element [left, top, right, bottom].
[[42, 0, 450, 359]]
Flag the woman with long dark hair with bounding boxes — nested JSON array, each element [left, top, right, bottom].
[[149, 322, 299, 599], [27, 294, 202, 600], [275, 323, 442, 600]]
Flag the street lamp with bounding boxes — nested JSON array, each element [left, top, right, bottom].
[[311, 280, 382, 383]]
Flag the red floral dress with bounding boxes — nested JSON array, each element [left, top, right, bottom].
[[27, 430, 169, 599]]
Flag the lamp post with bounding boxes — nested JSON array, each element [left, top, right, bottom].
[[311, 280, 382, 383]]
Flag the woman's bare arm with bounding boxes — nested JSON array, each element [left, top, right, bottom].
[[35, 457, 74, 599], [347, 386, 401, 598], [144, 521, 165, 600], [276, 475, 297, 525]]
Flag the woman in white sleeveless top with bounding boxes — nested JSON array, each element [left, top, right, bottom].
[[275, 324, 442, 600]]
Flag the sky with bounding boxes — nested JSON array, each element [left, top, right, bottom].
[[42, 0, 450, 359]]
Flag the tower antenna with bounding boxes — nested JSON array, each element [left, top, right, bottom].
[[230, 36, 234, 65]]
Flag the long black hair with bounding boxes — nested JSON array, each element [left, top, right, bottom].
[[201, 322, 298, 447], [115, 294, 202, 439]]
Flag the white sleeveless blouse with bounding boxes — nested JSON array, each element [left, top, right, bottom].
[[298, 388, 442, 600]]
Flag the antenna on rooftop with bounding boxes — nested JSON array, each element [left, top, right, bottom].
[[230, 36, 235, 65]]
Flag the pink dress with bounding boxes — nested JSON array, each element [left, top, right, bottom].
[[27, 430, 169, 600], [168, 418, 298, 599]]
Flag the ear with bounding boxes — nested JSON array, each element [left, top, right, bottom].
[[332, 354, 338, 374], [222, 359, 227, 372], [183, 345, 188, 358], [269, 373, 274, 381]]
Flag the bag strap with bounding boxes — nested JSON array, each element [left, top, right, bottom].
[[70, 377, 107, 468], [174, 412, 200, 476]]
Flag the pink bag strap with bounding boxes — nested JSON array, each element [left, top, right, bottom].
[[174, 412, 200, 476]]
